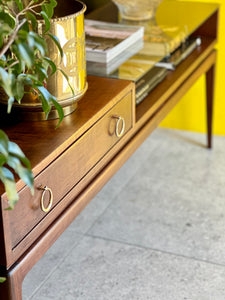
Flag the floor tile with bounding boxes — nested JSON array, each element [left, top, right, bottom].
[[22, 230, 83, 299], [30, 236, 225, 300], [142, 130, 225, 182], [89, 131, 225, 265]]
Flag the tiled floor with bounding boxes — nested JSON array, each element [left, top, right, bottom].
[[23, 128, 225, 299]]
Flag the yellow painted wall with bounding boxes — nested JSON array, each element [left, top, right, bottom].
[[160, 0, 225, 135]]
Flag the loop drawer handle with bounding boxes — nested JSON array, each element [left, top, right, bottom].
[[39, 185, 53, 213], [112, 115, 125, 138]]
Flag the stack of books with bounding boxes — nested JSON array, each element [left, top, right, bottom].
[[85, 19, 201, 105], [138, 23, 187, 57], [108, 56, 168, 105], [85, 19, 144, 75], [155, 37, 202, 70]]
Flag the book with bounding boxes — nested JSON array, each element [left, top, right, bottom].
[[155, 37, 202, 70], [138, 23, 187, 57], [85, 19, 144, 64], [135, 66, 168, 105], [109, 56, 168, 105], [86, 38, 143, 75]]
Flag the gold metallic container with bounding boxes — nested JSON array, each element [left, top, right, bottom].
[[42, 0, 87, 117]]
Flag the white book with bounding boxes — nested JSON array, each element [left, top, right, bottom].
[[86, 38, 143, 75], [85, 19, 144, 64]]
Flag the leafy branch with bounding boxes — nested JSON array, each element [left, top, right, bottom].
[[0, 0, 65, 125], [0, 130, 34, 209]]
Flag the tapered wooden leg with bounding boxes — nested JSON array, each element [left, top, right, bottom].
[[0, 267, 22, 300], [206, 62, 216, 149]]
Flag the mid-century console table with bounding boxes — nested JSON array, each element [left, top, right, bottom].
[[0, 1, 219, 299]]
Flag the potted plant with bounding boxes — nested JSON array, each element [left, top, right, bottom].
[[0, 0, 79, 211]]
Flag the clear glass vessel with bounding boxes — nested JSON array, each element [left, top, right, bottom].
[[112, 0, 164, 21]]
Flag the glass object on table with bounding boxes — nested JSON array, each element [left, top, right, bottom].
[[111, 0, 164, 21]]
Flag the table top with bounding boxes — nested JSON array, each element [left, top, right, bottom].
[[87, 0, 219, 81]]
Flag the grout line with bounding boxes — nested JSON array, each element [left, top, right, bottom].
[[84, 233, 225, 269], [27, 233, 86, 300]]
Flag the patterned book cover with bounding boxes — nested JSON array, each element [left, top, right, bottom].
[[85, 19, 144, 63]]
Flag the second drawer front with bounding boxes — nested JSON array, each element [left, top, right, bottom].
[[7, 92, 133, 249]]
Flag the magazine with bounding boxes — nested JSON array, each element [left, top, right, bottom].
[[85, 19, 144, 64], [86, 39, 143, 75]]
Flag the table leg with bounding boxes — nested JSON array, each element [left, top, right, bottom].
[[206, 62, 216, 149], [0, 267, 22, 300]]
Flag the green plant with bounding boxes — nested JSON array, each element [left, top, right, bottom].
[[0, 0, 68, 208], [0, 0, 64, 122]]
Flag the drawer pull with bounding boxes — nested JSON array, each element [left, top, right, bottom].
[[39, 185, 53, 213], [113, 115, 125, 138]]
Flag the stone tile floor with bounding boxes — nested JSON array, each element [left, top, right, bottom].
[[23, 128, 225, 299]]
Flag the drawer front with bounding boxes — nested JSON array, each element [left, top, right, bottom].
[[5, 92, 133, 250]]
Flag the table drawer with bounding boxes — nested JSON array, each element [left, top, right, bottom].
[[4, 91, 133, 252]]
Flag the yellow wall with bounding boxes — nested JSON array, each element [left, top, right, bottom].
[[160, 0, 225, 135]]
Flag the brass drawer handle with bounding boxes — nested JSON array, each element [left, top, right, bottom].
[[113, 115, 125, 138], [39, 185, 53, 213]]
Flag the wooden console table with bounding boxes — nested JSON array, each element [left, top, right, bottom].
[[0, 1, 219, 299]]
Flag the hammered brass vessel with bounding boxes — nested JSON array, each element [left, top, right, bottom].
[[42, 0, 87, 117]]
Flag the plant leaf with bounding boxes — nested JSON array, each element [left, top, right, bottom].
[[0, 154, 7, 167], [35, 64, 48, 82], [41, 0, 57, 19], [14, 0, 24, 11], [51, 98, 64, 127], [40, 11, 51, 33], [36, 85, 54, 118], [47, 33, 63, 58], [8, 141, 31, 169], [0, 130, 9, 157], [15, 79, 24, 102], [27, 34, 35, 49], [7, 96, 15, 113], [59, 68, 75, 96], [26, 74, 42, 86], [17, 74, 33, 86], [0, 167, 18, 209], [39, 94, 51, 119], [0, 131, 34, 209], [43, 57, 57, 75], [0, 277, 6, 283], [7, 156, 33, 192], [17, 43, 34, 69], [26, 12, 37, 31], [0, 67, 10, 92], [0, 11, 15, 28]]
